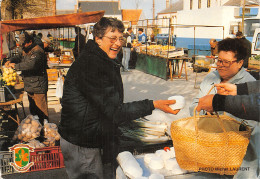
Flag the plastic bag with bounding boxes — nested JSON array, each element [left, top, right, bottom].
[[26, 139, 45, 148], [12, 115, 42, 142], [43, 119, 60, 147], [55, 76, 63, 98]]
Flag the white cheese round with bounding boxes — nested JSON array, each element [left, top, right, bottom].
[[149, 173, 164, 179], [168, 95, 185, 110], [144, 153, 156, 164], [149, 156, 164, 170]]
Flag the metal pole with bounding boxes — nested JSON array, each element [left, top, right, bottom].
[[193, 26, 196, 59], [153, 0, 155, 25], [223, 26, 225, 39], [241, 0, 245, 34]]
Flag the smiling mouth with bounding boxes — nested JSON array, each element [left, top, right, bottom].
[[110, 47, 119, 52]]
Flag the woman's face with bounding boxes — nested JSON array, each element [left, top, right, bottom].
[[217, 51, 243, 82], [95, 28, 124, 59]]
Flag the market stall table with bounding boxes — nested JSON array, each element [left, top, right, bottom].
[[135, 53, 190, 81], [0, 87, 25, 125], [168, 56, 190, 81]]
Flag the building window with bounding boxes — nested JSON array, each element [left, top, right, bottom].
[[198, 0, 201, 9], [190, 0, 193, 9], [207, 0, 211, 7]]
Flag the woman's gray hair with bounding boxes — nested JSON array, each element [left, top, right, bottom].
[[93, 17, 125, 38]]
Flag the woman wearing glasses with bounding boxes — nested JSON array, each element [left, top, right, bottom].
[[189, 38, 256, 116], [59, 17, 179, 179]]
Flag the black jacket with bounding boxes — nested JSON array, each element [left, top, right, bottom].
[[59, 40, 154, 148], [10, 43, 48, 94], [213, 81, 260, 121]]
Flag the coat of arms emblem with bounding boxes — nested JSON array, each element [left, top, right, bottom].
[[9, 144, 34, 172]]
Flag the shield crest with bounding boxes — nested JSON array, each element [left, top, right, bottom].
[[9, 144, 34, 172]]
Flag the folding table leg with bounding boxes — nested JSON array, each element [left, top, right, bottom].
[[14, 104, 20, 124], [20, 102, 26, 118]]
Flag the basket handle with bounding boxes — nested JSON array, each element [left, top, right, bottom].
[[194, 107, 227, 133]]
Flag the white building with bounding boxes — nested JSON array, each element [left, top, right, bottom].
[[157, 0, 259, 48]]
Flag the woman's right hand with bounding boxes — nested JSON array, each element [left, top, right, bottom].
[[153, 100, 180, 115], [4, 61, 10, 68]]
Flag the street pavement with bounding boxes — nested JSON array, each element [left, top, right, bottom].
[[1, 66, 208, 179]]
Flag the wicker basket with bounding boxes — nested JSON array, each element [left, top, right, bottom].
[[170, 109, 251, 175]]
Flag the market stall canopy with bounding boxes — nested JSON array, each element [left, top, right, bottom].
[[0, 11, 105, 34], [121, 9, 142, 25]]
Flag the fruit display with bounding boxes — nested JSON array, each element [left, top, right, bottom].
[[1, 67, 17, 86], [137, 44, 177, 57]]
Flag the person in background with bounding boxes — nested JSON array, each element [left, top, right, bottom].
[[88, 29, 94, 40], [37, 33, 43, 39], [59, 17, 180, 179], [5, 32, 48, 125], [190, 38, 256, 116], [209, 38, 218, 57], [236, 31, 251, 68], [138, 28, 146, 44], [122, 27, 133, 72], [47, 32, 52, 38], [72, 26, 86, 60], [130, 29, 136, 42], [42, 37, 54, 53], [32, 32, 44, 50]]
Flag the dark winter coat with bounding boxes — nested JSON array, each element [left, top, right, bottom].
[[10, 43, 48, 94], [213, 81, 260, 121], [59, 40, 155, 148]]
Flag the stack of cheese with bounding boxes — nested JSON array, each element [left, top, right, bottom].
[[117, 151, 166, 179], [145, 96, 186, 135], [144, 147, 188, 175], [117, 151, 143, 178]]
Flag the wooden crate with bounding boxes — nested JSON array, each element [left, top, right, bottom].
[[47, 69, 59, 81], [47, 81, 60, 105]]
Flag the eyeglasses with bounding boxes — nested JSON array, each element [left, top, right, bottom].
[[103, 36, 124, 44], [216, 58, 238, 67]]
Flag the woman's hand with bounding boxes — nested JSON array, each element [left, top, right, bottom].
[[196, 94, 214, 113], [215, 83, 237, 95], [4, 61, 10, 68], [4, 61, 15, 69], [153, 100, 180, 115]]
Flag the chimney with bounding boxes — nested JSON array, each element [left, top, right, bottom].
[[166, 0, 170, 8]]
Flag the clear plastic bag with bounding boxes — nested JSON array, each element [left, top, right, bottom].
[[55, 76, 63, 98], [43, 119, 60, 147], [12, 115, 42, 142]]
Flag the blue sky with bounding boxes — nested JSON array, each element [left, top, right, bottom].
[[56, 0, 167, 19]]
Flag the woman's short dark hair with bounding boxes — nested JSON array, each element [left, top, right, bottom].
[[93, 17, 125, 38], [218, 38, 247, 62]]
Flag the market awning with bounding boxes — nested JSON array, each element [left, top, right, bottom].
[[121, 9, 142, 25], [0, 11, 105, 34]]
